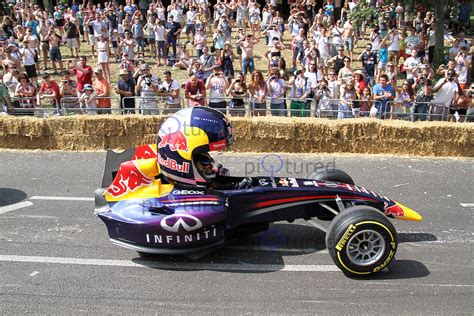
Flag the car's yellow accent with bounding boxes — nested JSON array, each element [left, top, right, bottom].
[[395, 202, 423, 221]]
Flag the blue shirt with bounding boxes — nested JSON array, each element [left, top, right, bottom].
[[373, 83, 395, 114], [379, 48, 388, 63]]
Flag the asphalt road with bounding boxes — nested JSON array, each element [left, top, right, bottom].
[[0, 151, 473, 314]]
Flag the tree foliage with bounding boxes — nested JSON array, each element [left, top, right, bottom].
[[348, 3, 380, 29]]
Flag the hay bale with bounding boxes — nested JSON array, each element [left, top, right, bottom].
[[0, 116, 472, 157]]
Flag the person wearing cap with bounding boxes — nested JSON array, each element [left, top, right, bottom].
[[136, 63, 160, 115], [79, 84, 96, 115], [115, 68, 136, 114], [93, 67, 111, 113], [206, 65, 229, 109]]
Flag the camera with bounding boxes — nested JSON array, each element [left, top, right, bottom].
[[235, 79, 241, 83], [448, 76, 455, 82], [419, 76, 426, 80], [62, 80, 68, 84], [159, 86, 169, 93]]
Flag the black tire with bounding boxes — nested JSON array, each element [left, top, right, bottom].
[[313, 169, 355, 185], [326, 206, 398, 277]]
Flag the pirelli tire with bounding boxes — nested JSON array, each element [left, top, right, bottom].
[[326, 206, 398, 277], [313, 169, 355, 185]]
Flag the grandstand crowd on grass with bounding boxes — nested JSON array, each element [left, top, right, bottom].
[[0, 0, 473, 121]]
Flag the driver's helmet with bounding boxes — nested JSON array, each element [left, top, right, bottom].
[[156, 107, 233, 185]]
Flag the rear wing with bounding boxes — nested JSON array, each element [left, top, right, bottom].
[[101, 144, 158, 188]]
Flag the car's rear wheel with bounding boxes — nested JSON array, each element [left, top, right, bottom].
[[312, 169, 355, 185], [326, 206, 398, 277]]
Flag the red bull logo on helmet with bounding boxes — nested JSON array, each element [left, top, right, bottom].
[[106, 161, 154, 198], [158, 131, 189, 152], [132, 144, 158, 160], [158, 153, 190, 173]]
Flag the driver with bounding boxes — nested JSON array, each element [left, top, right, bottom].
[[194, 153, 252, 189]]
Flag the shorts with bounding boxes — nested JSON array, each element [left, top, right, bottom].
[[236, 47, 242, 55], [377, 62, 387, 70], [319, 56, 329, 67], [24, 64, 37, 78], [145, 37, 155, 45], [66, 38, 78, 49], [49, 47, 62, 62], [343, 38, 353, 51], [185, 24, 195, 35], [89, 35, 98, 46], [55, 19, 65, 27], [79, 25, 84, 35], [41, 41, 49, 53], [209, 101, 227, 109], [450, 108, 467, 115]]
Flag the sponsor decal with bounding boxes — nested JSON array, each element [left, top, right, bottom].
[[373, 249, 394, 273], [158, 130, 189, 152], [172, 190, 205, 195], [145, 227, 222, 245], [132, 144, 157, 160], [160, 214, 203, 232], [288, 178, 299, 187], [106, 161, 153, 198], [278, 178, 289, 187], [158, 154, 190, 173], [335, 224, 357, 251], [303, 180, 319, 186], [384, 204, 405, 217], [209, 139, 227, 151]]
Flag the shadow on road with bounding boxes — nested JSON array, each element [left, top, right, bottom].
[[399, 232, 438, 243], [0, 188, 28, 207]]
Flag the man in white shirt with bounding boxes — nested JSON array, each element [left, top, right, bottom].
[[158, 70, 181, 113], [432, 69, 459, 120], [403, 50, 420, 81]]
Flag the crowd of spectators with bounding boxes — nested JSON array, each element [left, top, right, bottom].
[[0, 0, 473, 122]]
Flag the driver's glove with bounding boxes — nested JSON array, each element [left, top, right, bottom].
[[237, 177, 252, 189]]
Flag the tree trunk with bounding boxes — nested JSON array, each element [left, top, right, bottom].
[[42, 0, 53, 13], [433, 0, 445, 67]]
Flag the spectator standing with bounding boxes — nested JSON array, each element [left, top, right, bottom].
[[68, 56, 92, 93], [289, 69, 310, 117], [373, 74, 396, 118], [64, 17, 79, 58], [165, 15, 182, 60], [96, 34, 110, 81], [200, 46, 216, 82], [248, 70, 268, 116], [135, 63, 159, 115], [115, 69, 135, 114], [60, 71, 79, 110], [19, 40, 38, 85], [339, 79, 356, 119], [226, 72, 247, 116], [0, 77, 13, 115], [47, 27, 64, 74], [79, 84, 96, 115], [236, 34, 259, 76], [359, 43, 377, 87], [411, 75, 433, 121], [93, 67, 111, 114], [266, 67, 286, 116], [15, 73, 37, 113], [184, 74, 206, 107], [206, 65, 229, 109], [158, 70, 181, 113], [432, 69, 459, 120]]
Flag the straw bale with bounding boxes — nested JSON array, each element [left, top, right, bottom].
[[0, 116, 472, 157]]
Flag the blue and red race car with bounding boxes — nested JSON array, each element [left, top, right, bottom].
[[95, 107, 422, 277]]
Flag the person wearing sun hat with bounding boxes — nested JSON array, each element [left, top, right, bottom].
[[79, 84, 96, 115], [353, 70, 366, 94], [115, 68, 136, 114], [92, 67, 111, 113]]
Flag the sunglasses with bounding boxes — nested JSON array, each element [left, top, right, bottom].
[[403, 83, 409, 85], [344, 60, 350, 62]]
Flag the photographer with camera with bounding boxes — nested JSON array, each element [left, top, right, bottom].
[[135, 63, 160, 115], [432, 69, 459, 120], [206, 65, 229, 110], [59, 71, 79, 110], [157, 70, 181, 114], [411, 74, 433, 122]]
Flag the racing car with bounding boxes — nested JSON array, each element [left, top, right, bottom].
[[95, 107, 422, 277]]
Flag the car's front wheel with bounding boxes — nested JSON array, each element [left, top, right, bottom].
[[326, 206, 398, 277]]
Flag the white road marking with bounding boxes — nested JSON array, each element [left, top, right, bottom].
[[30, 271, 39, 277], [30, 196, 94, 202], [460, 203, 474, 208], [0, 201, 33, 215], [227, 245, 328, 254], [0, 255, 339, 272]]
